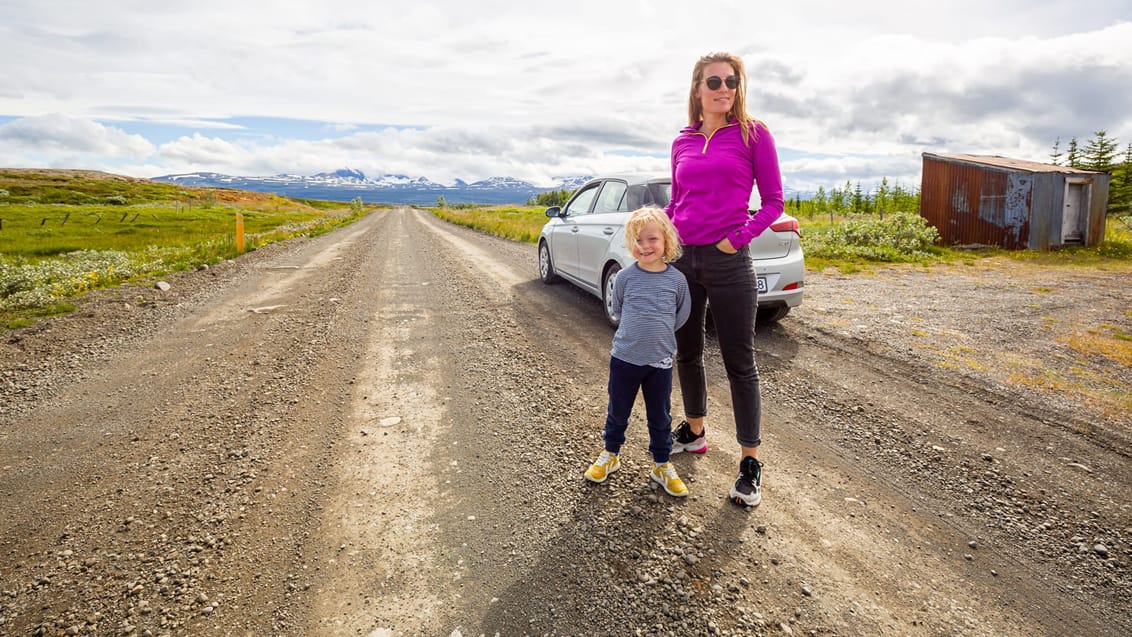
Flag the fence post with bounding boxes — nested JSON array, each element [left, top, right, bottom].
[[236, 212, 245, 254]]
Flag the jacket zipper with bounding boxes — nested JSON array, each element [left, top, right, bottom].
[[694, 122, 738, 153]]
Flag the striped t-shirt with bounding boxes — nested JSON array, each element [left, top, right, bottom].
[[610, 263, 691, 367]]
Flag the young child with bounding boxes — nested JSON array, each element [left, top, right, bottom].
[[584, 206, 692, 497]]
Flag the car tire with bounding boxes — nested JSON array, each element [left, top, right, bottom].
[[539, 241, 560, 284], [756, 305, 790, 325], [602, 263, 622, 328]]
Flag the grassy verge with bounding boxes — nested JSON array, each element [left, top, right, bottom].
[[0, 170, 369, 329], [427, 204, 548, 244]]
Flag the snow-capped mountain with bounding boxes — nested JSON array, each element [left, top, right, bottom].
[[153, 170, 589, 205], [311, 168, 367, 182]]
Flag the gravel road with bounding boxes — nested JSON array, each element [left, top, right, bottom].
[[1, 207, 1129, 636]]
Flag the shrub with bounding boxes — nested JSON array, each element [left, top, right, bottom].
[[802, 212, 941, 262], [106, 195, 128, 205], [0, 250, 146, 310]]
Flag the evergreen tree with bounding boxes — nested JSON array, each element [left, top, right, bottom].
[[528, 188, 573, 207], [875, 177, 891, 214], [1049, 136, 1063, 165], [1082, 129, 1119, 173], [1066, 137, 1081, 168], [811, 186, 827, 220], [1113, 142, 1132, 214]]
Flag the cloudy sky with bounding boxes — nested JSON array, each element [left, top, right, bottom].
[[2, 1, 1131, 193]]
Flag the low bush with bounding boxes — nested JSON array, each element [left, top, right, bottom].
[[802, 212, 941, 262], [0, 250, 144, 310]]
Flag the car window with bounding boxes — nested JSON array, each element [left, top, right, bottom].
[[649, 183, 671, 208], [593, 180, 628, 213], [564, 184, 600, 216]]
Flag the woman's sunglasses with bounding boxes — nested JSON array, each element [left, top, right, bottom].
[[703, 75, 740, 90]]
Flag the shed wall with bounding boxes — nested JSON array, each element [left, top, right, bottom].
[[1030, 174, 1059, 250], [1086, 178, 1110, 245], [921, 156, 1031, 249]]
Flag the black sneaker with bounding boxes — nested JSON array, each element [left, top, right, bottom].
[[730, 456, 762, 507], [671, 420, 707, 454]]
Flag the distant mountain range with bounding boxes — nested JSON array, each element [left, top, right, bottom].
[[152, 169, 592, 205]]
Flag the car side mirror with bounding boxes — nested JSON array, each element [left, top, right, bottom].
[[545, 206, 563, 218]]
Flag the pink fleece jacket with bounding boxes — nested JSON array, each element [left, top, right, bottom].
[[664, 119, 784, 249]]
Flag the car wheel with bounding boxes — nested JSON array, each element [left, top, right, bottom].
[[756, 305, 790, 325], [539, 241, 560, 284], [602, 263, 622, 328]]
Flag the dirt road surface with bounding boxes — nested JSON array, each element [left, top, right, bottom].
[[1, 208, 1129, 636]]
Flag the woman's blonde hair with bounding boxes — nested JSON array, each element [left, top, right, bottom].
[[686, 52, 759, 147], [624, 206, 683, 263]]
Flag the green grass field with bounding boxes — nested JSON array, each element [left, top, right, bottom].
[[0, 203, 328, 256], [0, 170, 368, 328], [428, 204, 547, 244]]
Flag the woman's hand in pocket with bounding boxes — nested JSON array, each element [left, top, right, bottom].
[[715, 237, 738, 254]]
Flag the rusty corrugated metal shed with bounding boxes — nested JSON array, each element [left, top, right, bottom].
[[920, 153, 1109, 250]]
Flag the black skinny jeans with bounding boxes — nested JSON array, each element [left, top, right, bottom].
[[672, 244, 762, 448]]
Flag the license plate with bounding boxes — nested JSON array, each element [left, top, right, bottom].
[[757, 276, 768, 294]]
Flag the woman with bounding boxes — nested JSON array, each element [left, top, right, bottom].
[[664, 52, 785, 508]]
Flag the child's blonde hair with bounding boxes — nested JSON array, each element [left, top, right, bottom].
[[624, 206, 683, 263]]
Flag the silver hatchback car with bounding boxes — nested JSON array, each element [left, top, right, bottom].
[[538, 174, 804, 327]]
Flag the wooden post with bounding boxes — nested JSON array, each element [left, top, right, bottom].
[[236, 212, 245, 254]]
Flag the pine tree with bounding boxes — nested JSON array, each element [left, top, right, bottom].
[[1066, 137, 1081, 168], [1113, 142, 1132, 214], [876, 177, 891, 214], [1082, 130, 1119, 173], [812, 186, 827, 220], [1049, 136, 1063, 165]]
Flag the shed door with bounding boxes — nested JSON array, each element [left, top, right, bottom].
[[1062, 181, 1087, 244]]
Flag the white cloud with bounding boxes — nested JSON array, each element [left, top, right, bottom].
[[145, 126, 668, 186], [0, 114, 154, 156], [0, 1, 1129, 192]]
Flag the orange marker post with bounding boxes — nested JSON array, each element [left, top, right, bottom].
[[235, 212, 246, 254]]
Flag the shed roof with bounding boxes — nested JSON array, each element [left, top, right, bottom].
[[923, 152, 1102, 175]]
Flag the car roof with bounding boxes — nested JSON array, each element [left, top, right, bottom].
[[585, 173, 669, 187]]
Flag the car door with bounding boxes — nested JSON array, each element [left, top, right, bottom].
[[549, 182, 600, 279], [575, 179, 629, 287]]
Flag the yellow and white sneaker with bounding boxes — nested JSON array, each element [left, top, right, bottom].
[[651, 461, 688, 497], [585, 450, 620, 483]]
